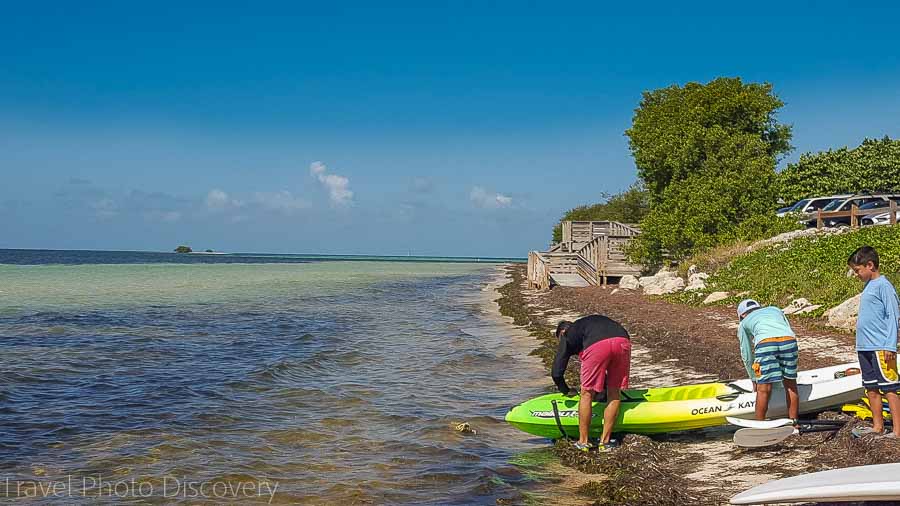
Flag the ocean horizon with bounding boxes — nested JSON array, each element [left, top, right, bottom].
[[0, 248, 526, 266]]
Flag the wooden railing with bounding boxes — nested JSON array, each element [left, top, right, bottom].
[[560, 220, 641, 251], [816, 201, 899, 229], [544, 253, 580, 274], [527, 251, 550, 290], [575, 255, 600, 287], [534, 221, 643, 290]]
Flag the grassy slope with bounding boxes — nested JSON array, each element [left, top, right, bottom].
[[677, 226, 900, 314]]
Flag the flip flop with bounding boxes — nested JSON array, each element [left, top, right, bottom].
[[852, 426, 883, 438]]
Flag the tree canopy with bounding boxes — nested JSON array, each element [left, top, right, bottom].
[[625, 77, 793, 263], [778, 136, 900, 203]]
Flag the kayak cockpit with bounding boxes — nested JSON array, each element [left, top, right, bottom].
[[621, 382, 736, 402]]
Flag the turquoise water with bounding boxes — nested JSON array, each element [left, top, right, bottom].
[[0, 258, 551, 504]]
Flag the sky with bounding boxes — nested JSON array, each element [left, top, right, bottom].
[[1, 2, 899, 257]]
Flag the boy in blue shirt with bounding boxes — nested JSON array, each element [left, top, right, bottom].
[[737, 299, 800, 421], [848, 246, 900, 438]]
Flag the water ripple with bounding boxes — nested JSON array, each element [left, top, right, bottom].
[[0, 262, 545, 504]]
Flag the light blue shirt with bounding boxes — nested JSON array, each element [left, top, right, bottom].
[[737, 306, 796, 381], [856, 275, 900, 352]]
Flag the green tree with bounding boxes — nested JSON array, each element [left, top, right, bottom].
[[174, 245, 192, 253], [778, 136, 900, 203], [551, 182, 649, 243], [625, 77, 793, 264]]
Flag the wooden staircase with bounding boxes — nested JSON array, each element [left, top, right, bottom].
[[528, 221, 642, 289]]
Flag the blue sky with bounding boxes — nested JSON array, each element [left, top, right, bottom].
[[2, 2, 898, 256]]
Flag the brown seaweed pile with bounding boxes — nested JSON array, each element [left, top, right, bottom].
[[555, 435, 717, 506]]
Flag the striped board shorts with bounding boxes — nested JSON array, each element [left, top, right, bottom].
[[752, 336, 799, 384]]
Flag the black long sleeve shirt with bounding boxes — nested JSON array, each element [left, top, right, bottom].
[[551, 315, 630, 395]]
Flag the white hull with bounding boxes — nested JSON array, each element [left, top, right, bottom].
[[726, 362, 863, 420], [731, 463, 900, 504]]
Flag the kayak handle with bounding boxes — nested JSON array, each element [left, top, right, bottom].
[[550, 400, 570, 440], [726, 382, 752, 394]]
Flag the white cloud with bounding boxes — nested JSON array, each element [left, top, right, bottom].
[[90, 198, 119, 218], [252, 191, 311, 215], [205, 189, 243, 211], [310, 161, 354, 206], [470, 186, 513, 209]]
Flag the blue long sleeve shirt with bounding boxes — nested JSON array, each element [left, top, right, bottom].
[[737, 306, 796, 382], [856, 275, 900, 352]]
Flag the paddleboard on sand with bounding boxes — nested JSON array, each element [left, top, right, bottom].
[[726, 417, 847, 429], [730, 463, 900, 504]]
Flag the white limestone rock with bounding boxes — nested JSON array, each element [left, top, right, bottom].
[[685, 272, 710, 291], [703, 291, 730, 304], [619, 275, 640, 290], [824, 294, 862, 331], [642, 276, 685, 296], [782, 298, 822, 315]]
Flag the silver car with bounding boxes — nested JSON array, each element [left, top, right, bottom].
[[861, 197, 900, 226], [777, 194, 851, 218]]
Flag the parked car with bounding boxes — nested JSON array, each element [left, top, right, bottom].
[[808, 194, 900, 228], [777, 194, 850, 218], [861, 196, 900, 226]]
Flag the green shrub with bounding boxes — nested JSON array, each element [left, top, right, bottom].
[[778, 136, 900, 203], [705, 226, 900, 310]]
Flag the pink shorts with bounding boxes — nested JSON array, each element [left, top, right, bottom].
[[579, 337, 631, 393]]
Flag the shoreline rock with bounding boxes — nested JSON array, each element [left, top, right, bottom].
[[824, 294, 862, 331]]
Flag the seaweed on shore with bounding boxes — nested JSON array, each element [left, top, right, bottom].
[[556, 435, 715, 506], [806, 415, 900, 471]]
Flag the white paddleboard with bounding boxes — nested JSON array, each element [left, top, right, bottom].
[[730, 463, 900, 504], [726, 417, 794, 429], [733, 426, 795, 448]]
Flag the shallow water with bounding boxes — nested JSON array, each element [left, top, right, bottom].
[[0, 257, 552, 504]]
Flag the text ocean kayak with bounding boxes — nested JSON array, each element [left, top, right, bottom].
[[505, 363, 862, 438]]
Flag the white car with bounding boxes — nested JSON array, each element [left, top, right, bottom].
[[777, 195, 851, 218], [861, 200, 900, 226]]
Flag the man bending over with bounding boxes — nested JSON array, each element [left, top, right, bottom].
[[552, 315, 632, 452]]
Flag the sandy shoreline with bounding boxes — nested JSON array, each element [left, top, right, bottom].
[[493, 264, 900, 506]]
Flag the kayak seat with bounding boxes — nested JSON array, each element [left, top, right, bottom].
[[621, 383, 732, 402]]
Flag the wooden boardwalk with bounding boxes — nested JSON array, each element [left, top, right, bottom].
[[548, 273, 590, 288], [527, 221, 643, 289]]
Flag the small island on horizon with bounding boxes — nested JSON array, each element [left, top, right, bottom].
[[174, 246, 226, 255]]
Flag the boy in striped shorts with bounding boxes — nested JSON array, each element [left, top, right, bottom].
[[737, 299, 800, 421]]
